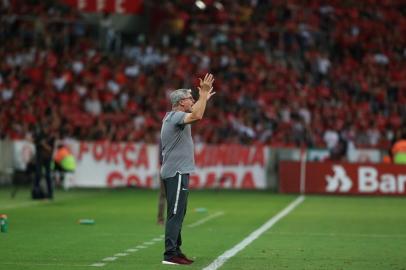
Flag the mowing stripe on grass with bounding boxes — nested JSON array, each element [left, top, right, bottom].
[[268, 231, 406, 238], [0, 193, 102, 210], [187, 211, 224, 228], [0, 262, 89, 267], [203, 196, 305, 270], [1, 201, 42, 210]]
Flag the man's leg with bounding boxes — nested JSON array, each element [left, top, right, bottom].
[[32, 155, 43, 198], [176, 198, 188, 254], [34, 155, 42, 189], [163, 173, 189, 260], [44, 160, 53, 199]]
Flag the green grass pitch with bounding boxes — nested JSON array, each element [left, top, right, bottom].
[[1, 188, 405, 270]]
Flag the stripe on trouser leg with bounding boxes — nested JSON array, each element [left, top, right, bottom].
[[173, 173, 182, 214]]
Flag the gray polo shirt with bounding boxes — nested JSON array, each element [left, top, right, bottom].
[[160, 111, 195, 179]]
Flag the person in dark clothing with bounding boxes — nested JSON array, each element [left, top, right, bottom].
[[329, 134, 348, 161], [160, 73, 215, 265], [157, 177, 166, 225], [157, 140, 166, 226], [32, 123, 55, 199]]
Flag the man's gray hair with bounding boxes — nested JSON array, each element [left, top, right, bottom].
[[170, 89, 192, 106]]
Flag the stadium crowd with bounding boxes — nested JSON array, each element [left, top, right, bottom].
[[0, 0, 405, 150]]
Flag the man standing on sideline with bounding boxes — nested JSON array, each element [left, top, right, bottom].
[[32, 120, 55, 199], [160, 73, 215, 265]]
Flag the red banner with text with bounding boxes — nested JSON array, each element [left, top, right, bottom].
[[63, 0, 143, 14], [279, 161, 406, 195]]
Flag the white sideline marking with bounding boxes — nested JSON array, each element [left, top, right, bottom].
[[88, 208, 224, 268], [102, 257, 117, 261], [114, 253, 128, 257], [203, 196, 305, 270], [187, 211, 224, 228], [91, 263, 106, 267]]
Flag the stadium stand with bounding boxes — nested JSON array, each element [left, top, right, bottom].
[[0, 0, 405, 150]]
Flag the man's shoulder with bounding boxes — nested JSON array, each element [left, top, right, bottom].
[[167, 110, 186, 117], [163, 111, 186, 123]]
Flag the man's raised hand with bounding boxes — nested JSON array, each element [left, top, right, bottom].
[[198, 73, 216, 100]]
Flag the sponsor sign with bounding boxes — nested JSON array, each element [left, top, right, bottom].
[[66, 141, 268, 189], [279, 161, 406, 195]]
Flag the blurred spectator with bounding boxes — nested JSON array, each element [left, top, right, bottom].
[[323, 128, 339, 150], [53, 143, 76, 186], [392, 132, 406, 164]]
